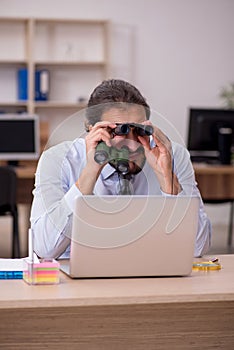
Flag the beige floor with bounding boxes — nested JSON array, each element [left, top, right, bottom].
[[0, 206, 233, 258]]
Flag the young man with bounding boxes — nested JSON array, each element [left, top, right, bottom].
[[30, 79, 211, 259]]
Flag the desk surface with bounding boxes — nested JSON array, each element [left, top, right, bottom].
[[0, 254, 234, 350], [0, 254, 233, 309]]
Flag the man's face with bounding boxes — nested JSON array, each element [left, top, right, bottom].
[[101, 106, 148, 174]]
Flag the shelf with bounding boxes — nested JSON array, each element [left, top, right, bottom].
[[0, 17, 110, 123], [0, 17, 28, 22], [0, 101, 28, 107], [0, 60, 27, 65], [0, 101, 87, 109], [34, 101, 87, 109], [35, 61, 106, 67], [34, 18, 107, 25]]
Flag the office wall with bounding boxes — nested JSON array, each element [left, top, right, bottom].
[[0, 0, 233, 234]]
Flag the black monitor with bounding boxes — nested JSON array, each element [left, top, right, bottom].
[[187, 108, 234, 164], [0, 114, 40, 166]]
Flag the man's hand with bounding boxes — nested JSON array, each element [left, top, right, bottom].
[[76, 121, 116, 194], [138, 121, 182, 195]]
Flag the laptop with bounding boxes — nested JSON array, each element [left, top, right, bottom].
[[60, 195, 199, 278]]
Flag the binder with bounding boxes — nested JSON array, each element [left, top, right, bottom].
[[17, 68, 28, 100], [35, 69, 50, 101]]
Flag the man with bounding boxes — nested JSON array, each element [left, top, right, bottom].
[[30, 79, 211, 259]]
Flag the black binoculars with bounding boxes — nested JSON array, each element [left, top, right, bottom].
[[94, 142, 130, 175], [113, 123, 153, 137]]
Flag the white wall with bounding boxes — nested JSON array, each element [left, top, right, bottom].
[[0, 0, 233, 226]]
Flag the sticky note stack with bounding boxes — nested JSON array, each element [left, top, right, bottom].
[[23, 259, 60, 285]]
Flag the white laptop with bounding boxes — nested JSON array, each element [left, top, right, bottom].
[[60, 195, 199, 278]]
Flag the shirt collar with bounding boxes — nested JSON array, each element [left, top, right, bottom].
[[101, 163, 116, 180]]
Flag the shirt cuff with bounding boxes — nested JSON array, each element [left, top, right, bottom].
[[160, 188, 185, 197], [64, 183, 83, 213]]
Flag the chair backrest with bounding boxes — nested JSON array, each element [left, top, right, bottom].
[[0, 166, 17, 209]]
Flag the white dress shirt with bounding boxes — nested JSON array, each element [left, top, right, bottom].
[[30, 137, 211, 259]]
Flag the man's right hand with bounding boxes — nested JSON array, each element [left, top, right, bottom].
[[75, 121, 116, 194]]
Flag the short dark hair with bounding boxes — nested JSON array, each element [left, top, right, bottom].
[[86, 79, 150, 127]]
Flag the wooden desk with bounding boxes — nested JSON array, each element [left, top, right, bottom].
[[0, 254, 234, 349], [15, 163, 234, 203], [193, 164, 234, 200], [15, 165, 36, 204]]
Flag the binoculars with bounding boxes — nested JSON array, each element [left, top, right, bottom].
[[112, 123, 153, 137], [94, 123, 153, 175], [94, 142, 130, 174], [94, 123, 153, 174]]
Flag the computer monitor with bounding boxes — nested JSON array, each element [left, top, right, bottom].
[[187, 108, 234, 163], [0, 114, 40, 165]]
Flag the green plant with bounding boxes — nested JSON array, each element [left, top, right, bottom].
[[220, 82, 234, 109]]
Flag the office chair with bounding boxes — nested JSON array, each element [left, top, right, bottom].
[[0, 166, 20, 258]]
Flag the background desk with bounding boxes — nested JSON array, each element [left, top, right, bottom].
[[193, 164, 234, 200], [14, 164, 234, 203], [15, 164, 234, 203], [0, 254, 234, 349], [15, 165, 36, 204]]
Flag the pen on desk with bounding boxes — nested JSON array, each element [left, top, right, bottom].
[[28, 228, 34, 282], [28, 228, 34, 262]]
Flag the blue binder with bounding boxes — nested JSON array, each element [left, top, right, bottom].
[[35, 69, 50, 101], [17, 68, 28, 100]]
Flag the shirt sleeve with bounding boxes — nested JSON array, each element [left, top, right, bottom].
[[162, 143, 212, 257], [30, 143, 83, 259]]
